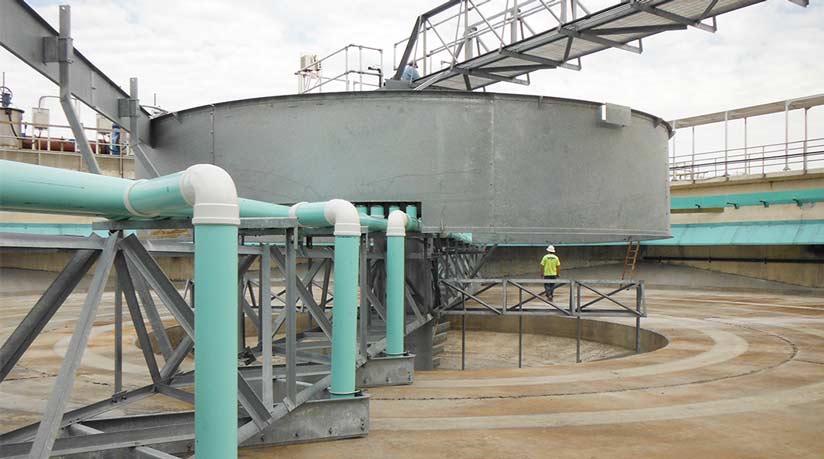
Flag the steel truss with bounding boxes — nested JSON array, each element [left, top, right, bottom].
[[0, 218, 457, 457], [0, 215, 503, 456], [393, 0, 808, 91]]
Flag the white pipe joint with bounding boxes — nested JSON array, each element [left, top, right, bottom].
[[288, 201, 308, 218], [386, 210, 408, 237], [324, 199, 361, 237], [180, 164, 240, 226]]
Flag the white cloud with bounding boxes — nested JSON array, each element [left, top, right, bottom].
[[1, 0, 821, 155]]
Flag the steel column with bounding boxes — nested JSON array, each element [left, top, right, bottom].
[[0, 247, 98, 382], [28, 234, 118, 458]]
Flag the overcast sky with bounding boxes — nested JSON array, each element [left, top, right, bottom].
[[1, 0, 822, 155]]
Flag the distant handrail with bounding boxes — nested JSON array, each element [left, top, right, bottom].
[[669, 137, 824, 180]]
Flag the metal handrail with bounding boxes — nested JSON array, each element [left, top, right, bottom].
[[393, 0, 581, 74], [669, 137, 824, 180], [439, 277, 645, 368]]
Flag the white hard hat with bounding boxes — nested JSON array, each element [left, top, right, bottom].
[[546, 245, 556, 253]]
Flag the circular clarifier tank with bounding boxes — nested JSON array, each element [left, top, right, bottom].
[[147, 91, 671, 244]]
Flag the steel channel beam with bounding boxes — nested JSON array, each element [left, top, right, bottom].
[[28, 235, 119, 458], [0, 0, 151, 142], [270, 246, 333, 338], [114, 253, 162, 383], [0, 247, 99, 382], [285, 228, 298, 407], [64, 423, 178, 459], [127, 257, 174, 360], [259, 245, 274, 408], [121, 236, 194, 338]]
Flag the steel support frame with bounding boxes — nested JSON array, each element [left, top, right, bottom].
[[0, 220, 377, 458]]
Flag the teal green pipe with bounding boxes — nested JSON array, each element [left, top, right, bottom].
[[356, 205, 367, 214], [237, 198, 290, 217], [405, 205, 418, 219], [360, 215, 388, 232], [194, 224, 238, 459], [389, 205, 401, 213], [1, 160, 241, 458], [293, 201, 330, 226], [370, 205, 384, 218], [127, 172, 191, 216], [0, 159, 132, 217], [330, 235, 360, 398], [385, 235, 405, 356]]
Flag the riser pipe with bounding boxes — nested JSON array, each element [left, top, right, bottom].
[[0, 160, 240, 459], [385, 210, 409, 356], [290, 200, 362, 398]]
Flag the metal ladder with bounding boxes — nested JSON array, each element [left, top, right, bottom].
[[621, 240, 641, 280]]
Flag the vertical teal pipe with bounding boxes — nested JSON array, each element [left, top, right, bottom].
[[194, 224, 238, 459], [388, 205, 400, 213], [369, 205, 384, 218], [385, 235, 406, 356], [356, 205, 367, 215], [330, 235, 360, 398], [405, 205, 418, 219]]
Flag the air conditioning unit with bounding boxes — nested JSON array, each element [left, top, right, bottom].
[[31, 107, 50, 129], [300, 54, 320, 72]]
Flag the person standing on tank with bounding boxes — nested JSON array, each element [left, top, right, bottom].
[[540, 245, 561, 300], [401, 61, 420, 83]]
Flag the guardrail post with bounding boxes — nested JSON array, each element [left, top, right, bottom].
[[461, 291, 466, 370], [575, 281, 582, 363], [517, 282, 523, 368], [635, 282, 642, 354]]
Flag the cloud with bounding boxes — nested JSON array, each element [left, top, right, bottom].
[[1, 0, 821, 155]]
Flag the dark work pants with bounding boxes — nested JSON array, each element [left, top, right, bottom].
[[544, 275, 558, 297]]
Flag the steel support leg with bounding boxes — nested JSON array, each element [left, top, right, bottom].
[[259, 246, 273, 409], [0, 248, 99, 382], [285, 229, 298, 406], [28, 235, 118, 458]]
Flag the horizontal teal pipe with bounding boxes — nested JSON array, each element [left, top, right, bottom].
[[330, 235, 360, 398], [0, 160, 241, 458], [385, 236, 405, 356], [0, 160, 133, 217], [237, 198, 290, 217], [671, 188, 824, 210], [0, 160, 422, 234]]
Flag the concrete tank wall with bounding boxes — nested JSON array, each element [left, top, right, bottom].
[[146, 91, 671, 244]]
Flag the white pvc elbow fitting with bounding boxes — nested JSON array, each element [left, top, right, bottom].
[[324, 199, 361, 237], [181, 164, 240, 225], [386, 210, 408, 237]]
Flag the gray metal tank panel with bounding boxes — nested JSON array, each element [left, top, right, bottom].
[[147, 92, 670, 244]]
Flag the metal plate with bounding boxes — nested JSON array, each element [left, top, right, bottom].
[[146, 91, 671, 244]]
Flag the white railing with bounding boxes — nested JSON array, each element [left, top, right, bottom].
[[0, 119, 132, 177], [0, 118, 132, 156], [669, 137, 824, 182], [393, 0, 590, 77], [295, 44, 383, 94]]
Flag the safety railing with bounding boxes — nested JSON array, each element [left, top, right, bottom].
[[669, 137, 824, 181], [0, 119, 132, 177], [393, 0, 591, 77], [438, 278, 645, 367], [296, 44, 383, 94]]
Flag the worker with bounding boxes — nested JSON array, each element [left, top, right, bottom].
[[111, 123, 121, 156], [540, 245, 561, 300], [401, 61, 420, 83]]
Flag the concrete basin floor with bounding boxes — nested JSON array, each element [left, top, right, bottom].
[[1, 268, 823, 457]]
